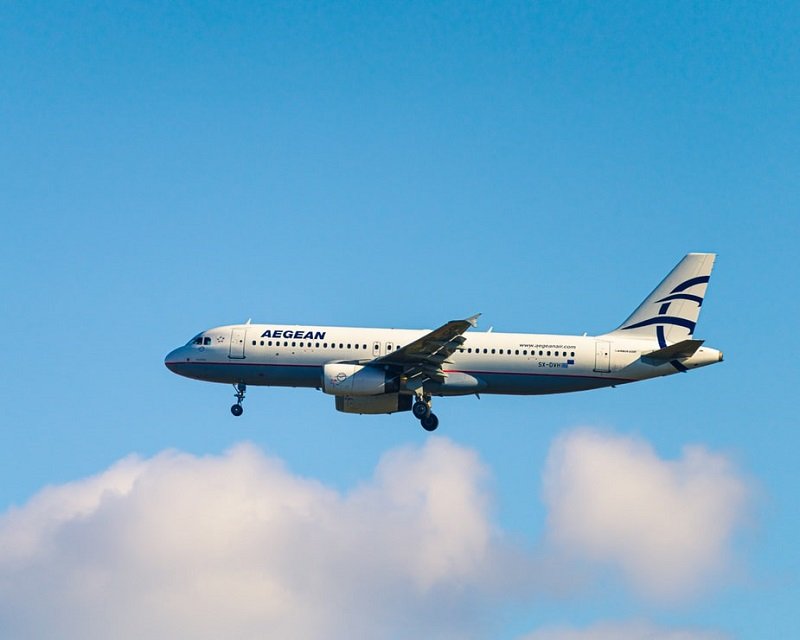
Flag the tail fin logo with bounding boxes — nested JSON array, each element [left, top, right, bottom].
[[621, 274, 710, 372], [621, 275, 709, 335]]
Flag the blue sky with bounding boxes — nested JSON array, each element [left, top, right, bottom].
[[1, 2, 798, 638]]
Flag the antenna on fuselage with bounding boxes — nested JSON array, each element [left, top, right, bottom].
[[246, 318, 252, 325]]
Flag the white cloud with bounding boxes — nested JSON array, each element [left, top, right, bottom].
[[0, 429, 751, 639], [520, 619, 730, 640], [542, 429, 750, 601], [0, 438, 507, 640]]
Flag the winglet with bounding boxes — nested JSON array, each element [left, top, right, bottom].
[[466, 313, 481, 328]]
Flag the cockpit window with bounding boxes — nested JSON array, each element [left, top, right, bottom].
[[204, 337, 211, 345], [189, 335, 212, 346], [192, 336, 203, 345]]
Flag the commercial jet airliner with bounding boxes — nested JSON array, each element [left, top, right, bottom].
[[165, 253, 722, 431]]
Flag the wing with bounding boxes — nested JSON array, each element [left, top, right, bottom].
[[372, 313, 480, 388]]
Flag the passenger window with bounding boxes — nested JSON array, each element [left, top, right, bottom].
[[491, 349, 496, 354], [515, 350, 519, 355], [284, 341, 288, 347], [571, 351, 575, 357], [268, 341, 273, 347], [547, 351, 551, 356]]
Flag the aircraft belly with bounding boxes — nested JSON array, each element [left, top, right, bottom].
[[455, 371, 619, 396]]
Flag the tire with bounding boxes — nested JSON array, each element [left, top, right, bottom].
[[231, 404, 244, 416], [412, 401, 430, 419], [420, 413, 439, 431]]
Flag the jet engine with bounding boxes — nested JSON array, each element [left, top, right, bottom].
[[322, 363, 399, 396]]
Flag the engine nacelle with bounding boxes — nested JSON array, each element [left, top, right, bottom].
[[335, 394, 412, 415], [322, 363, 398, 396]]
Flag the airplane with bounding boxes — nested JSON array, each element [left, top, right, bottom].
[[165, 253, 722, 431]]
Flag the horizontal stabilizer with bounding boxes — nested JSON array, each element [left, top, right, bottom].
[[642, 339, 704, 364]]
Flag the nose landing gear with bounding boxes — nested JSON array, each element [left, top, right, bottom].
[[231, 383, 246, 416], [413, 393, 439, 431]]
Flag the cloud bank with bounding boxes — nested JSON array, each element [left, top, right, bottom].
[[542, 429, 751, 600], [0, 430, 751, 639], [0, 438, 505, 639]]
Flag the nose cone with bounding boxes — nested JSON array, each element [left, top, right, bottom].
[[164, 347, 184, 373]]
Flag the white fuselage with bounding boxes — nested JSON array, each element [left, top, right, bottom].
[[165, 254, 722, 427], [165, 323, 722, 396]]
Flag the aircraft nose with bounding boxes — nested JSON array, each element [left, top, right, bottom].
[[164, 347, 183, 373]]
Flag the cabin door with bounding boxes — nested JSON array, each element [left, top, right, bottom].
[[229, 328, 246, 359], [594, 340, 610, 373]]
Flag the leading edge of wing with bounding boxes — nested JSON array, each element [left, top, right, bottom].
[[370, 313, 481, 370]]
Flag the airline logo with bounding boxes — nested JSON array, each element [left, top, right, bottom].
[[620, 274, 710, 372], [621, 275, 709, 335], [260, 328, 327, 340]]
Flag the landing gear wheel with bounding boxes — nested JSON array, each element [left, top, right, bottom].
[[420, 413, 439, 432], [231, 383, 246, 416], [412, 401, 430, 420]]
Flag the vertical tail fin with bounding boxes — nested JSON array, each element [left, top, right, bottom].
[[606, 253, 716, 345]]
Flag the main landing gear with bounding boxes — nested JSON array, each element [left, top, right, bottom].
[[412, 393, 439, 432], [231, 383, 246, 416]]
